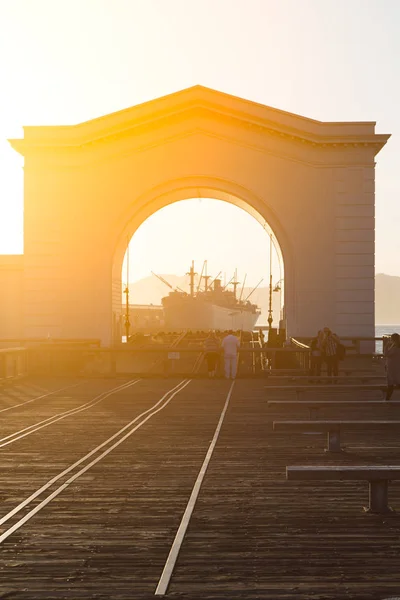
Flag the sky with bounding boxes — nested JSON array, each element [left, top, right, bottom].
[[122, 199, 281, 288], [0, 0, 399, 284]]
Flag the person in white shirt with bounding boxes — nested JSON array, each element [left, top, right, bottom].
[[221, 330, 240, 379]]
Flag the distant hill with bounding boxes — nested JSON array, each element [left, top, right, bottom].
[[376, 273, 400, 324], [128, 272, 400, 326]]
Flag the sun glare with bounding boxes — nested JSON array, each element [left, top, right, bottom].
[[122, 198, 282, 287], [121, 198, 283, 326]]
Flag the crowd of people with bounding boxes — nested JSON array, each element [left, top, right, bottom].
[[138, 327, 400, 396], [205, 327, 348, 380]]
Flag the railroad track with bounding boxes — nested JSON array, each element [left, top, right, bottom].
[[0, 377, 235, 598], [0, 379, 193, 543], [0, 378, 142, 448], [162, 383, 400, 600], [0, 378, 400, 598], [0, 379, 83, 413]]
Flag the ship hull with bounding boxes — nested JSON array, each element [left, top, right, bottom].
[[163, 298, 260, 331]]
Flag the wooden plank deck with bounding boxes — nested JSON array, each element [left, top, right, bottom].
[[0, 377, 399, 599]]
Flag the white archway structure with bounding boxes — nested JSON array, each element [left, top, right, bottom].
[[9, 86, 389, 345], [112, 179, 287, 340]]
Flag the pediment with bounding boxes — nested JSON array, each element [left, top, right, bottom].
[[9, 85, 389, 155]]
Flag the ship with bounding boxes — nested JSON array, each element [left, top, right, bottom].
[[156, 261, 261, 331]]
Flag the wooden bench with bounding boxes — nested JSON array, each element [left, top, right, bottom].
[[265, 375, 385, 384], [273, 420, 400, 452], [286, 465, 400, 513], [268, 400, 400, 419], [265, 385, 386, 400], [267, 369, 378, 376]]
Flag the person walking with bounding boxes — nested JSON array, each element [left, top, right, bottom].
[[221, 330, 240, 380], [321, 327, 340, 377], [384, 333, 400, 401], [203, 331, 220, 378]]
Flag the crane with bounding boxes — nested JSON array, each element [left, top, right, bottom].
[[206, 271, 222, 291], [196, 260, 207, 294], [244, 278, 264, 302], [151, 272, 185, 293], [238, 273, 247, 302]]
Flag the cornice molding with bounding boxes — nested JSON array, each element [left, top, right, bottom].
[[9, 86, 390, 157]]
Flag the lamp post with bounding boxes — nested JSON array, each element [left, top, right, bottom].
[[268, 233, 273, 332], [124, 284, 130, 342], [123, 238, 130, 342]]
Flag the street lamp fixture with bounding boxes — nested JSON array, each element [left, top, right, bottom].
[[124, 284, 130, 342]]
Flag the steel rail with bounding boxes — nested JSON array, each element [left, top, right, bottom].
[[0, 378, 141, 449], [0, 378, 191, 542], [0, 381, 83, 414], [155, 380, 235, 595]]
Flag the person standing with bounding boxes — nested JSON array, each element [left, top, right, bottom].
[[221, 330, 240, 380], [384, 333, 400, 401], [321, 327, 340, 377], [309, 330, 323, 376], [203, 331, 220, 378]]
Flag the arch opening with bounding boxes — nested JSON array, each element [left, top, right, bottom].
[[111, 182, 290, 345]]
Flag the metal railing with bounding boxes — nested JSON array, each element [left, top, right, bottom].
[[289, 338, 311, 372], [0, 338, 101, 348], [0, 347, 28, 383], [292, 336, 384, 356], [0, 335, 388, 379]]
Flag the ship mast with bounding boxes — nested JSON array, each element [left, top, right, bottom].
[[196, 260, 206, 294], [203, 260, 211, 292], [222, 276, 234, 291], [238, 273, 247, 302], [186, 261, 197, 298], [231, 268, 240, 298]]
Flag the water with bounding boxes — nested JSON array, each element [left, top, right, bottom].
[[375, 325, 400, 353]]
